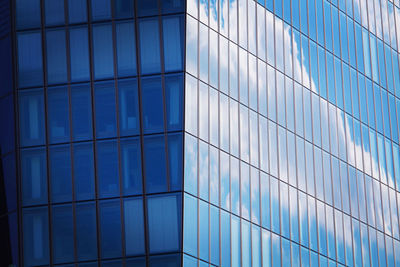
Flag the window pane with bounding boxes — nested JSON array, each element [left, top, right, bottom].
[[95, 81, 117, 138], [163, 16, 183, 72], [100, 200, 122, 259], [16, 0, 40, 29], [116, 22, 137, 77], [71, 83, 92, 141], [162, 0, 184, 13], [137, 0, 158, 17], [124, 197, 145, 255], [114, 0, 134, 19], [52, 205, 74, 264], [50, 145, 72, 203], [76, 202, 97, 261], [147, 193, 181, 253], [68, 0, 87, 24], [45, 0, 64, 26], [165, 74, 183, 131], [48, 86, 70, 143], [93, 24, 114, 79], [149, 254, 181, 267], [168, 133, 182, 191], [70, 27, 90, 82], [118, 79, 139, 136], [141, 76, 164, 134], [74, 142, 95, 201], [144, 135, 167, 193], [139, 19, 161, 74], [46, 29, 67, 84], [97, 140, 120, 198], [23, 207, 49, 266], [21, 148, 47, 205], [17, 32, 43, 87], [18, 89, 45, 146], [121, 138, 142, 195], [91, 0, 111, 21]]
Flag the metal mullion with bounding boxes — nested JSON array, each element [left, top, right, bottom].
[[133, 1, 151, 265], [85, 0, 102, 263]]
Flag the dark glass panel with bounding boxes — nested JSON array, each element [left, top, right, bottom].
[[139, 18, 161, 74], [116, 22, 137, 77], [97, 140, 120, 198], [76, 202, 97, 261], [71, 83, 93, 141], [91, 0, 111, 21], [92, 24, 114, 79], [121, 137, 142, 195], [52, 205, 74, 264], [16, 0, 40, 29], [46, 29, 67, 85], [73, 142, 95, 201], [100, 199, 122, 259], [168, 133, 182, 191], [17, 32, 43, 87], [118, 79, 140, 136], [114, 0, 134, 19], [0, 96, 15, 154], [137, 0, 158, 17], [162, 0, 184, 13], [49, 145, 72, 203], [44, 0, 65, 26], [149, 254, 181, 267], [144, 135, 167, 193], [141, 76, 164, 134], [124, 197, 145, 255], [47, 86, 70, 144], [68, 0, 88, 23], [163, 16, 183, 72], [70, 27, 90, 82], [165, 74, 183, 131], [95, 81, 117, 138]]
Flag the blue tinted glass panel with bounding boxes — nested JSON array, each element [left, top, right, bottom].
[[139, 19, 161, 74], [48, 86, 70, 143], [116, 22, 137, 77], [184, 194, 197, 256], [124, 197, 145, 255], [19, 89, 45, 146], [118, 79, 140, 136], [23, 207, 49, 266], [16, 0, 40, 29], [100, 200, 122, 259], [168, 133, 183, 191], [91, 0, 111, 20], [46, 29, 67, 84], [70, 27, 90, 82], [74, 142, 95, 201], [114, 0, 134, 19], [17, 32, 43, 87], [162, 0, 184, 13], [126, 257, 146, 267], [68, 0, 87, 23], [76, 202, 97, 261], [141, 76, 164, 133], [121, 138, 142, 195], [165, 74, 183, 131], [93, 24, 114, 79], [21, 148, 47, 205], [144, 135, 167, 193], [137, 0, 158, 16], [44, 0, 64, 26], [97, 140, 120, 198], [52, 205, 74, 264], [147, 193, 181, 253], [71, 83, 92, 141], [95, 81, 117, 138], [50, 145, 72, 203], [163, 16, 183, 72], [149, 254, 181, 267], [199, 200, 209, 261]]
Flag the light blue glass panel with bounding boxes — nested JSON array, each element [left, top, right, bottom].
[[260, 172, 270, 230], [76, 202, 97, 261], [184, 134, 198, 195], [124, 198, 145, 256], [119, 79, 139, 136], [50, 145, 72, 203], [21, 148, 47, 205], [73, 142, 95, 201], [231, 157, 240, 216], [291, 242, 300, 266], [120, 138, 142, 195], [210, 205, 219, 265], [252, 225, 261, 267], [52, 205, 74, 264], [280, 182, 289, 238], [377, 231, 387, 267], [290, 186, 299, 242], [241, 162, 250, 220], [17, 32, 43, 87], [163, 16, 183, 72], [272, 233, 281, 267], [23, 207, 49, 266], [301, 246, 309, 267], [186, 16, 198, 76], [231, 215, 241, 267], [95, 81, 117, 138], [147, 193, 181, 253], [93, 24, 114, 80], [308, 196, 318, 251], [144, 135, 167, 193], [317, 201, 327, 256], [97, 140, 119, 198], [262, 229, 271, 267], [69, 27, 90, 82], [271, 177, 280, 234], [360, 223, 371, 267], [347, 18, 356, 68], [221, 210, 231, 267], [209, 146, 218, 205], [241, 220, 251, 267], [116, 22, 136, 77], [139, 18, 161, 74], [184, 194, 197, 257], [282, 238, 290, 267], [199, 200, 209, 261], [100, 200, 122, 259], [339, 11, 348, 63], [251, 168, 260, 224]]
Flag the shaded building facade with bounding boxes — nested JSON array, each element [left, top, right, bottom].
[[1, 0, 400, 266]]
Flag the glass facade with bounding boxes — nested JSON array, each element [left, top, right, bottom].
[[184, 0, 400, 266], [2, 0, 400, 266]]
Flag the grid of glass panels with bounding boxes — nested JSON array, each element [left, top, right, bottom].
[[15, 0, 185, 266], [184, 0, 400, 266]]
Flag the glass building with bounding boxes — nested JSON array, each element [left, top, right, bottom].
[[1, 0, 400, 266]]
